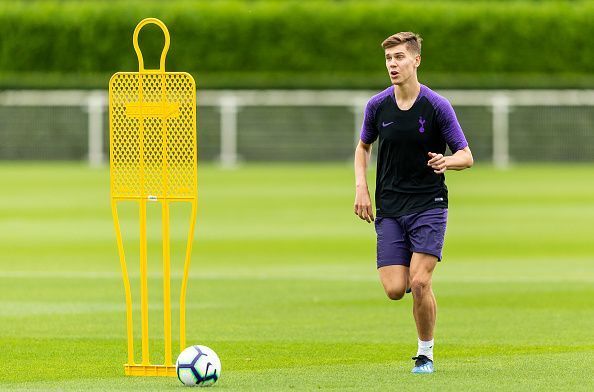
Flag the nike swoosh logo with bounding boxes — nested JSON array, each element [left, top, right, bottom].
[[382, 121, 395, 127]]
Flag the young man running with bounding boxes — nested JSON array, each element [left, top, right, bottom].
[[353, 32, 473, 374]]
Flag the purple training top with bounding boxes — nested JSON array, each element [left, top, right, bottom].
[[360, 84, 469, 217]]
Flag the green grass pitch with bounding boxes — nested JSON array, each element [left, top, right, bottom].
[[0, 163, 593, 391]]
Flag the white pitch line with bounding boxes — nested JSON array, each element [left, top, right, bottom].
[[0, 301, 224, 317], [0, 269, 592, 283]]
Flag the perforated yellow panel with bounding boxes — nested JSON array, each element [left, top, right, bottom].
[[109, 72, 196, 200]]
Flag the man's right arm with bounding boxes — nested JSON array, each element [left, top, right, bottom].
[[354, 140, 374, 223]]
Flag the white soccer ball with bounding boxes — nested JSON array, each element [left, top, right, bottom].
[[176, 345, 221, 387]]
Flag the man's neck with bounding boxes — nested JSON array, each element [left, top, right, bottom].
[[394, 78, 421, 102]]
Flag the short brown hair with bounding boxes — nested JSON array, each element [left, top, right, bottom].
[[381, 32, 422, 55]]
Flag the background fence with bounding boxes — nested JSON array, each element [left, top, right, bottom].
[[1, 89, 593, 167]]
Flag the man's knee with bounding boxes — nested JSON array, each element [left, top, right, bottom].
[[410, 276, 431, 297], [378, 265, 409, 301], [385, 286, 406, 300]]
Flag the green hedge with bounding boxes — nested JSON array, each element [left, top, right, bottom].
[[0, 1, 593, 88]]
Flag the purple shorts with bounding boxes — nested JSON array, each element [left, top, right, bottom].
[[375, 208, 448, 268]]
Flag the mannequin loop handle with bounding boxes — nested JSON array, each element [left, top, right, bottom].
[[133, 18, 170, 73]]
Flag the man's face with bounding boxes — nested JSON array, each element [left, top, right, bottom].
[[385, 43, 420, 85]]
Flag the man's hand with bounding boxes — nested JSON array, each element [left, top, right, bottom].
[[427, 152, 447, 174], [354, 185, 374, 223]]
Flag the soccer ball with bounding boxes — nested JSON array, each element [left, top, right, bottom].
[[176, 345, 221, 387]]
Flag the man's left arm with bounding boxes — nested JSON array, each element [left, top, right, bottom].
[[427, 147, 473, 174], [428, 97, 473, 174]]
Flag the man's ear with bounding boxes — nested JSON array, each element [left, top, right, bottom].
[[415, 55, 421, 68]]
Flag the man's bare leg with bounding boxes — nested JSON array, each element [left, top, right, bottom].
[[410, 252, 438, 370], [410, 252, 437, 339]]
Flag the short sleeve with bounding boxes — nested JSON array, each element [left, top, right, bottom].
[[435, 98, 468, 153], [360, 101, 379, 144]]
